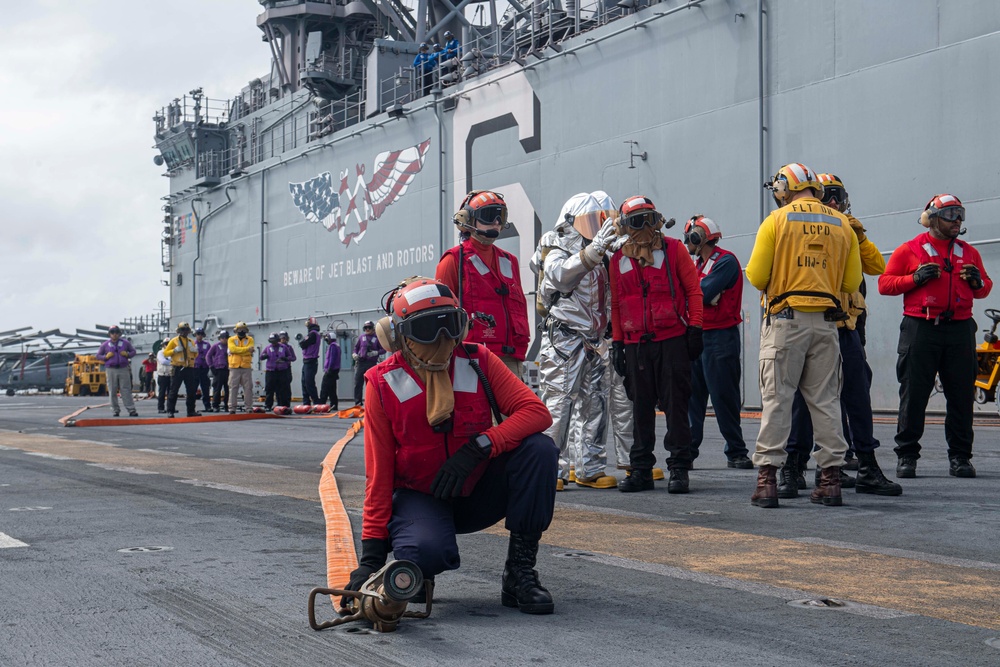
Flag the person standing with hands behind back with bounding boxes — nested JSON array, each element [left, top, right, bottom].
[[746, 163, 860, 509], [878, 194, 992, 479], [353, 321, 383, 407], [436, 190, 531, 378]]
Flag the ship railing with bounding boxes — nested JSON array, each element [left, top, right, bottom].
[[379, 0, 632, 103], [154, 92, 231, 137]]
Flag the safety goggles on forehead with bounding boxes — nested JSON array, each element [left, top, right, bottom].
[[471, 204, 507, 226], [934, 206, 965, 223], [624, 210, 657, 229], [398, 308, 469, 344]]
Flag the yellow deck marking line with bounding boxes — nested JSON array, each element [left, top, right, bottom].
[[3, 428, 997, 629], [319, 419, 364, 613]]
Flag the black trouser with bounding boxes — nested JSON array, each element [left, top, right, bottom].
[[166, 366, 197, 415], [788, 326, 878, 460], [211, 368, 229, 410], [301, 358, 320, 405], [195, 367, 212, 410], [319, 369, 339, 405], [264, 370, 279, 410], [688, 326, 747, 461], [278, 368, 292, 408], [141, 371, 154, 394], [388, 433, 558, 577], [157, 375, 171, 411], [354, 359, 377, 405], [624, 336, 693, 471], [894, 316, 977, 460]]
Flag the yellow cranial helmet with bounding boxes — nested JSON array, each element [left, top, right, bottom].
[[766, 163, 824, 206]]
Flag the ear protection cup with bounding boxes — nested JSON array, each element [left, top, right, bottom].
[[453, 190, 487, 228], [771, 178, 790, 205], [374, 316, 399, 353], [919, 209, 932, 228]]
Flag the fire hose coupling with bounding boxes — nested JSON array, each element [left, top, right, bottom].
[[308, 559, 432, 632]]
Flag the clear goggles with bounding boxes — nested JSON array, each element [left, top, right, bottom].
[[934, 206, 965, 223], [398, 308, 469, 344], [623, 210, 657, 229], [470, 204, 507, 226]]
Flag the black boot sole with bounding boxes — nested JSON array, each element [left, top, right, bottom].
[[896, 469, 916, 479], [501, 591, 554, 614], [810, 496, 843, 506], [667, 484, 689, 494], [776, 488, 798, 499], [618, 482, 654, 493], [750, 498, 779, 508], [856, 483, 903, 496]]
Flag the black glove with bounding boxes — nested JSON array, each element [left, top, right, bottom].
[[341, 538, 389, 608], [430, 439, 490, 499], [912, 263, 941, 287], [686, 326, 704, 361], [611, 341, 627, 377], [962, 264, 984, 290]]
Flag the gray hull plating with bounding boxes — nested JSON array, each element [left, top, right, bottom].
[[162, 0, 1000, 410]]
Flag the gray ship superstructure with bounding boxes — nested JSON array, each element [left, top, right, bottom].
[[153, 0, 1000, 409]]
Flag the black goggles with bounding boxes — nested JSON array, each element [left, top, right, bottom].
[[398, 308, 469, 344], [624, 210, 657, 229], [471, 204, 507, 226], [821, 186, 846, 207], [934, 206, 965, 223]]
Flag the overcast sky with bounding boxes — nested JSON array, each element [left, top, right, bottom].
[[0, 1, 270, 337]]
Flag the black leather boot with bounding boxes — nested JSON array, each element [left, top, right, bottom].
[[667, 468, 689, 494], [777, 458, 800, 498], [618, 468, 654, 493], [501, 532, 554, 614], [855, 451, 903, 496]]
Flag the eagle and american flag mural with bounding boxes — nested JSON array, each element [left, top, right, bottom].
[[288, 138, 432, 246]]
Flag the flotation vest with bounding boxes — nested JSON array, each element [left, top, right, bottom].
[[764, 202, 853, 314], [610, 236, 689, 343], [698, 247, 743, 331], [903, 233, 976, 321], [443, 240, 530, 360], [367, 345, 495, 495]]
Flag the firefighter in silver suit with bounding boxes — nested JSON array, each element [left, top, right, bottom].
[[606, 364, 637, 472], [530, 192, 622, 490]]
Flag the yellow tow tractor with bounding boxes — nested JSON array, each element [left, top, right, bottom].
[[64, 355, 107, 396], [974, 309, 1000, 413]]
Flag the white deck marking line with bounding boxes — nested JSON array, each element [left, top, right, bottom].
[[0, 533, 29, 548], [87, 463, 159, 475], [24, 452, 73, 460], [572, 552, 916, 620], [176, 479, 279, 497], [137, 449, 191, 457], [555, 501, 687, 523], [210, 458, 290, 470], [792, 537, 1000, 571]]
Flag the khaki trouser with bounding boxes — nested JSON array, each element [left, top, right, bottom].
[[501, 356, 524, 380], [752, 310, 847, 469], [106, 367, 136, 414], [228, 367, 254, 411]]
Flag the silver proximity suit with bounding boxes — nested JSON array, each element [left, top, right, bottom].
[[530, 194, 615, 482]]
